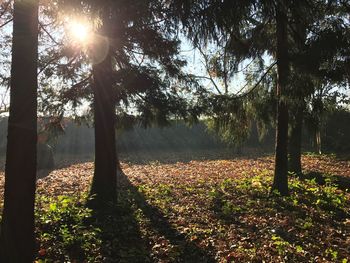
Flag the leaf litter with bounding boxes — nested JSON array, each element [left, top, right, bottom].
[[0, 153, 349, 262]]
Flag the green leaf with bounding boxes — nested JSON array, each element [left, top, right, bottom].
[[49, 203, 57, 212]]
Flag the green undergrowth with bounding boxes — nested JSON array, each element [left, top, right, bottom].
[[211, 170, 349, 219], [35, 191, 151, 262], [209, 170, 350, 261], [6, 169, 349, 262], [35, 194, 101, 262]]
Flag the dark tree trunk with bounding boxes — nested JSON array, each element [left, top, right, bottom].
[[272, 1, 289, 196], [288, 1, 307, 178], [289, 108, 303, 176], [90, 16, 117, 203], [0, 0, 39, 261]]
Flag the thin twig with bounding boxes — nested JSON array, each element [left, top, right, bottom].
[[39, 22, 61, 46], [196, 45, 223, 95], [0, 18, 12, 29], [235, 61, 277, 99], [38, 55, 62, 75]]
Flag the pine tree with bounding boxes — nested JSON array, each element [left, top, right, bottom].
[[0, 0, 39, 261], [171, 0, 350, 194], [89, 7, 117, 203], [271, 0, 289, 195], [39, 0, 194, 203], [171, 0, 292, 194]]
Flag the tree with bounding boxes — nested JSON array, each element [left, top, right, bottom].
[[287, 0, 350, 172], [37, 0, 194, 203], [0, 0, 39, 261], [172, 0, 350, 194], [171, 0, 292, 194], [89, 8, 117, 203], [269, 0, 290, 195]]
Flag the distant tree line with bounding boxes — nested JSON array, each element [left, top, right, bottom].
[[0, 111, 349, 161], [0, 0, 349, 261]]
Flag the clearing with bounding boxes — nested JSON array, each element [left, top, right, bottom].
[[0, 153, 349, 262]]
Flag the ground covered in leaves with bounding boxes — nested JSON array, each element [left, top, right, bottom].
[[0, 153, 350, 262]]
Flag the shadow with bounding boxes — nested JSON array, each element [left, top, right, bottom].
[[119, 148, 272, 165], [105, 170, 216, 262], [53, 155, 94, 169], [89, 186, 152, 262], [329, 153, 350, 162], [302, 171, 350, 191], [49, 148, 273, 171], [36, 169, 53, 180]]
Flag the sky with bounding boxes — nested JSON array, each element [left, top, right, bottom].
[[0, 12, 254, 117], [0, 4, 349, 117]]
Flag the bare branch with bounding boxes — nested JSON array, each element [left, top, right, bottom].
[[196, 45, 223, 95], [39, 22, 61, 46], [38, 55, 62, 76], [71, 74, 92, 89], [235, 61, 277, 99], [0, 18, 12, 29]]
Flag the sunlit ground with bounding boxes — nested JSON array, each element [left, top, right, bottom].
[[0, 152, 349, 262]]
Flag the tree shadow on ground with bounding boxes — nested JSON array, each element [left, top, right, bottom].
[[89, 190, 152, 262], [302, 171, 350, 191], [36, 169, 53, 180], [90, 171, 216, 263], [122, 171, 216, 262]]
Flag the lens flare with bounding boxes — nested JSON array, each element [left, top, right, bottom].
[[66, 18, 92, 45]]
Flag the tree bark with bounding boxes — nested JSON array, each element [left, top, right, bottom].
[[0, 0, 39, 261], [272, 0, 289, 196], [89, 14, 117, 203], [289, 108, 303, 176], [288, 1, 307, 178]]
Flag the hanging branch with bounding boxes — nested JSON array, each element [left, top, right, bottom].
[[70, 74, 92, 89], [0, 18, 12, 29], [39, 22, 62, 46], [235, 61, 277, 97], [196, 45, 223, 95], [38, 54, 63, 75]]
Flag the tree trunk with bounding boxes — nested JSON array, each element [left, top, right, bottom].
[[90, 14, 117, 203], [272, 0, 289, 196], [289, 108, 303, 176], [0, 0, 39, 261], [288, 2, 307, 178], [316, 129, 322, 154]]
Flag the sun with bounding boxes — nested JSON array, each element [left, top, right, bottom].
[[70, 22, 89, 41], [66, 19, 93, 45]]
